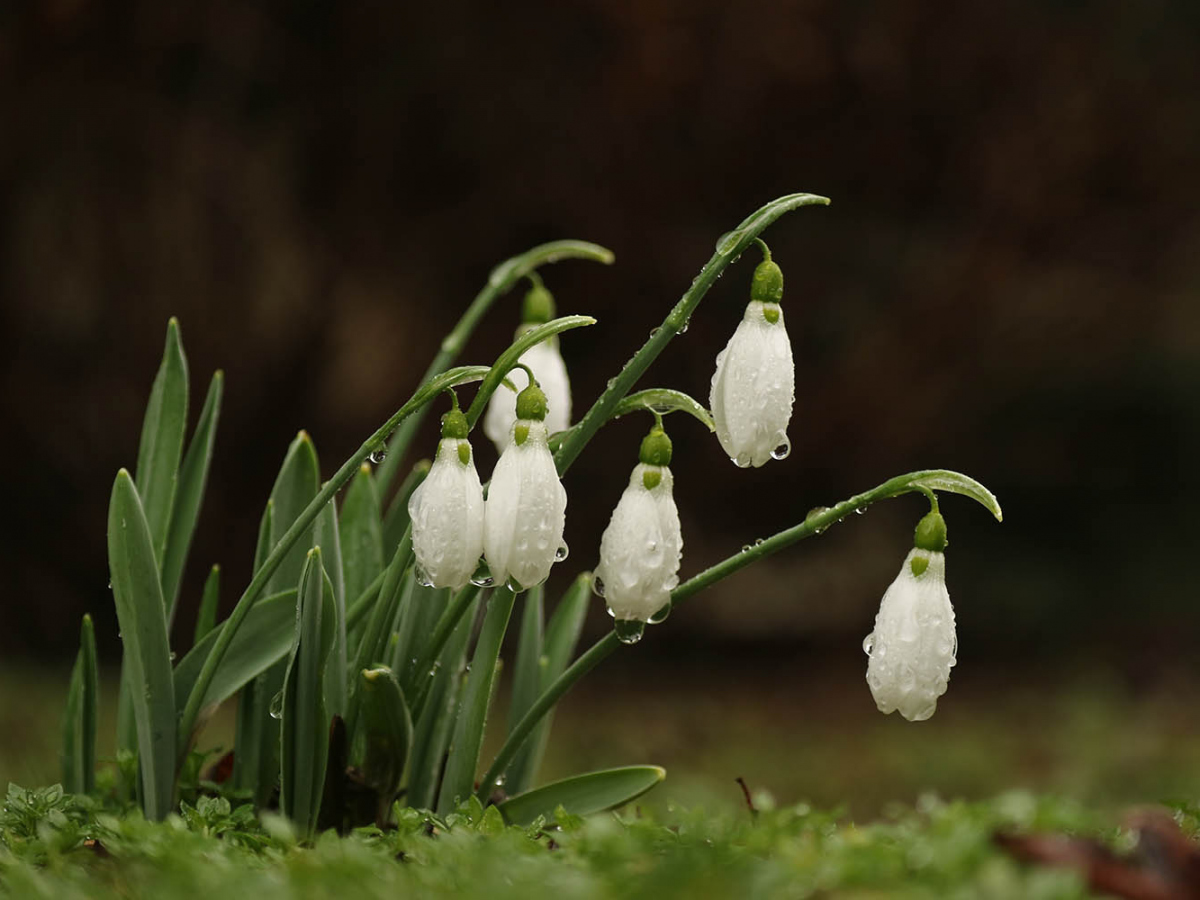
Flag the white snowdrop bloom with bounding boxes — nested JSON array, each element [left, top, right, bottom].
[[483, 381, 568, 591], [863, 511, 956, 722], [594, 426, 683, 624], [407, 408, 485, 591], [484, 282, 572, 454], [709, 255, 795, 468]]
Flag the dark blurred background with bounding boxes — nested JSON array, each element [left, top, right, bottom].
[[2, 0, 1199, 809]]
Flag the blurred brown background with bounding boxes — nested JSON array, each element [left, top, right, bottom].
[[1, 0, 1198, 688]]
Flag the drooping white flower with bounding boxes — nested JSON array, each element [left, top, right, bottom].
[[484, 282, 572, 454], [594, 425, 683, 624], [483, 381, 568, 591], [863, 511, 956, 722], [407, 408, 485, 591], [709, 254, 795, 468]]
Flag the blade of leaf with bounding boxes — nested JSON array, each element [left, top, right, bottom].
[[161, 370, 223, 624], [497, 765, 666, 826], [268, 432, 321, 595], [506, 585, 543, 737], [505, 573, 591, 794], [339, 465, 384, 622], [134, 318, 189, 571], [390, 582, 447, 691], [193, 564, 220, 646], [315, 493, 347, 719], [889, 469, 1004, 522], [60, 614, 98, 795], [381, 460, 428, 555], [436, 586, 518, 813], [610, 389, 715, 432], [107, 470, 176, 820], [355, 666, 413, 826]]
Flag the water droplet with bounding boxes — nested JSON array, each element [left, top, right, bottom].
[[505, 575, 525, 594], [770, 437, 791, 461], [107, 581, 112, 590], [554, 544, 569, 562], [855, 507, 867, 515], [269, 690, 285, 720], [754, 538, 765, 546], [679, 320, 690, 334], [741, 544, 752, 553], [470, 559, 495, 587], [862, 634, 875, 656], [649, 327, 661, 339], [715, 229, 745, 255], [493, 774, 507, 788], [646, 539, 658, 552], [593, 576, 606, 598], [369, 446, 388, 464], [415, 565, 435, 588], [613, 618, 646, 644], [648, 603, 671, 625]]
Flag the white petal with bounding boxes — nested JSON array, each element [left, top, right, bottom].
[[863, 550, 956, 722], [709, 301, 795, 467], [408, 438, 485, 590], [595, 465, 683, 622], [482, 420, 567, 589], [483, 335, 572, 453]]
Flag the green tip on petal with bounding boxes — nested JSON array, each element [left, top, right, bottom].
[[750, 259, 784, 305], [522, 283, 557, 324], [642, 468, 663, 490], [913, 510, 948, 553], [638, 424, 672, 467], [910, 555, 930, 577], [441, 407, 469, 440], [515, 381, 548, 421]]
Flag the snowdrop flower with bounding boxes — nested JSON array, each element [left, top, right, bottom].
[[483, 378, 568, 591], [484, 280, 571, 453], [863, 508, 956, 722], [408, 402, 486, 591], [709, 245, 795, 468], [594, 423, 683, 630]]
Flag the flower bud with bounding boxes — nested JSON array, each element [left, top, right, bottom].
[[484, 331, 571, 453], [407, 429, 485, 591]]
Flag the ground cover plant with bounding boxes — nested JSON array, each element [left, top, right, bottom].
[[29, 192, 1195, 897]]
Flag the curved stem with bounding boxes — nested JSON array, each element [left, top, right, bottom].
[[553, 193, 829, 476]]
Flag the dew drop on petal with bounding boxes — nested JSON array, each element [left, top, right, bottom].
[[505, 575, 525, 594], [648, 603, 671, 625], [862, 633, 875, 656], [614, 619, 645, 644], [415, 565, 435, 588], [554, 544, 569, 562], [770, 437, 791, 461], [593, 576, 606, 599], [470, 559, 495, 588]]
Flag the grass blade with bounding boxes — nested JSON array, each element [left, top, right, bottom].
[[280, 549, 336, 839], [161, 370, 223, 624], [316, 495, 347, 719], [436, 586, 517, 813], [380, 460, 429, 562], [193, 564, 220, 646], [389, 582, 446, 691], [506, 585, 543, 744], [339, 465, 384, 621], [107, 470, 176, 820], [504, 573, 591, 793], [496, 765, 666, 826], [60, 614, 98, 795], [134, 318, 189, 570], [267, 432, 321, 595], [356, 666, 413, 826]]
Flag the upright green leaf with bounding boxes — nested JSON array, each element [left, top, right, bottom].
[[193, 564, 220, 646], [406, 594, 477, 811], [390, 582, 447, 691], [505, 573, 591, 793], [161, 370, 223, 623], [497, 766, 666, 826], [355, 667, 413, 826], [381, 460, 429, 561], [60, 614, 98, 795], [340, 465, 384, 612], [267, 432, 321, 595], [233, 499, 274, 795], [315, 495, 347, 719], [280, 549, 336, 839], [507, 585, 544, 743], [437, 586, 517, 813], [134, 318, 189, 570], [107, 470, 176, 820]]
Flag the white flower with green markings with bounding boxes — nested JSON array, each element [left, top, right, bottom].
[[483, 378, 568, 591], [595, 423, 683, 627], [408, 404, 485, 591], [863, 508, 957, 722], [710, 246, 795, 468]]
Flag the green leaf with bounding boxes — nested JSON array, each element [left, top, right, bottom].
[[504, 573, 591, 794], [315, 493, 347, 719], [406, 594, 477, 811], [381, 460, 430, 568], [193, 564, 220, 646], [506, 586, 543, 742], [496, 765, 666, 826], [60, 614, 98, 795], [486, 240, 615, 293], [267, 432, 321, 596], [107, 470, 176, 820], [134, 318, 190, 571], [610, 389, 715, 432], [887, 470, 1004, 522], [173, 588, 298, 717], [254, 500, 274, 574], [280, 548, 337, 839], [390, 582, 447, 691], [437, 587, 517, 813], [712, 192, 832, 259], [339, 465, 384, 620], [161, 370, 223, 623], [355, 666, 413, 825]]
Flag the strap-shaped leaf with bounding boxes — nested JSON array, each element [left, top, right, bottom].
[[356, 666, 413, 825], [60, 614, 98, 795], [161, 370, 223, 622], [107, 470, 176, 820], [610, 389, 715, 432], [506, 586, 543, 752], [885, 470, 1004, 522], [497, 765, 666, 826], [381, 460, 430, 560], [134, 318, 189, 570], [267, 432, 321, 595], [315, 493, 347, 718], [193, 564, 220, 646], [339, 465, 384, 620], [437, 586, 517, 813]]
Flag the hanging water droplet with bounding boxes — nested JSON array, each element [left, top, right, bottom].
[[862, 634, 875, 656], [470, 558, 495, 588], [741, 544, 752, 553], [505, 575, 525, 594], [369, 445, 388, 464], [593, 576, 606, 598], [854, 507, 867, 515], [107, 581, 112, 590], [493, 774, 507, 788], [679, 319, 690, 334], [554, 544, 569, 562], [649, 327, 661, 339], [613, 618, 646, 645], [648, 602, 671, 625], [770, 437, 791, 461], [269, 690, 285, 720], [754, 538, 765, 546], [415, 565, 435, 588]]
